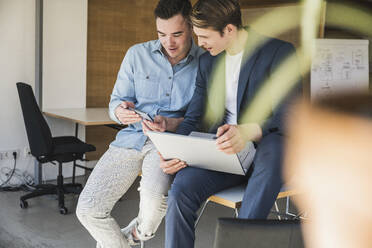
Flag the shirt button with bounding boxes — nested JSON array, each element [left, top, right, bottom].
[[166, 93, 170, 96], [146, 76, 149, 79], [168, 76, 172, 79]]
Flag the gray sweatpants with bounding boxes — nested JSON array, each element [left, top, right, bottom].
[[76, 140, 173, 248]]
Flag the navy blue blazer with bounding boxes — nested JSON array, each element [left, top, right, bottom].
[[176, 28, 302, 139]]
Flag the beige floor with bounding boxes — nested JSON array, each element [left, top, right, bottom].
[[0, 176, 292, 248]]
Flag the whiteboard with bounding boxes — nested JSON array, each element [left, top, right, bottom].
[[311, 39, 369, 100]]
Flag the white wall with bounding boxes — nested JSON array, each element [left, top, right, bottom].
[[0, 0, 37, 181], [42, 0, 88, 179], [0, 0, 89, 182], [43, 0, 87, 109]]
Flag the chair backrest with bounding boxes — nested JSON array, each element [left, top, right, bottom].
[[16, 82, 53, 157], [214, 218, 304, 248]]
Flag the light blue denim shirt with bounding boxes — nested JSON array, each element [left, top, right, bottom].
[[109, 39, 205, 151]]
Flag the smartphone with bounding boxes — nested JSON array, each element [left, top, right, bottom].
[[128, 107, 154, 122]]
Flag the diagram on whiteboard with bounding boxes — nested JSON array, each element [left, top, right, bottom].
[[311, 39, 369, 100]]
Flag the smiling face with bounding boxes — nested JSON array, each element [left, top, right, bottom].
[[193, 26, 232, 56], [156, 14, 192, 64]]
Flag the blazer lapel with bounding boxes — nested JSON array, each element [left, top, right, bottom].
[[236, 28, 266, 117], [204, 52, 226, 128]]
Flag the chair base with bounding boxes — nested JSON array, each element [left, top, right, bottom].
[[20, 182, 83, 215]]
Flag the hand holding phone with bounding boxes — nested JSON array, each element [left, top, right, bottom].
[[142, 115, 168, 136], [115, 102, 142, 125], [128, 107, 154, 122]]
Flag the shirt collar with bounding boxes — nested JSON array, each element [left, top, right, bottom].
[[152, 39, 163, 54]]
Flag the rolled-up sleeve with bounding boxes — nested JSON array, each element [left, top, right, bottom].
[[109, 47, 137, 124]]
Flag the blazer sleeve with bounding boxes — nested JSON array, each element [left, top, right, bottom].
[[176, 56, 208, 135], [262, 42, 302, 137]]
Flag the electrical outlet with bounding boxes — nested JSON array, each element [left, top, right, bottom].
[[0, 149, 20, 160], [0, 151, 9, 160]]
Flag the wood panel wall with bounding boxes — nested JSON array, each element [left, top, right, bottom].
[[87, 0, 159, 108]]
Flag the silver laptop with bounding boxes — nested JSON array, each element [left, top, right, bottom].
[[147, 131, 256, 175]]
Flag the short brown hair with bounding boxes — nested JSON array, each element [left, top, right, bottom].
[[154, 0, 192, 24], [191, 0, 242, 35]]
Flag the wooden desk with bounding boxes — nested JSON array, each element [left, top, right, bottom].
[[43, 108, 119, 137]]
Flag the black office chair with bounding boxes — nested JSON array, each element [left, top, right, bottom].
[[16, 82, 96, 214], [214, 218, 304, 248]]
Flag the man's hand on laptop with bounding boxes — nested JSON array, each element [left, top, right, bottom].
[[215, 124, 246, 154], [115, 101, 142, 125], [158, 152, 187, 175], [216, 123, 262, 154]]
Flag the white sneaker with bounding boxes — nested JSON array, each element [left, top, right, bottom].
[[121, 218, 141, 246]]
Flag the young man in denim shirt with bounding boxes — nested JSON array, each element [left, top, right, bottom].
[[76, 0, 204, 247]]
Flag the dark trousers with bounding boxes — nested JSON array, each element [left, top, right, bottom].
[[165, 133, 284, 248]]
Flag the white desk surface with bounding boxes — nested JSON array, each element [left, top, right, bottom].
[[43, 108, 116, 126]]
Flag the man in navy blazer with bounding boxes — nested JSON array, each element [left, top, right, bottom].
[[155, 0, 302, 247]]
